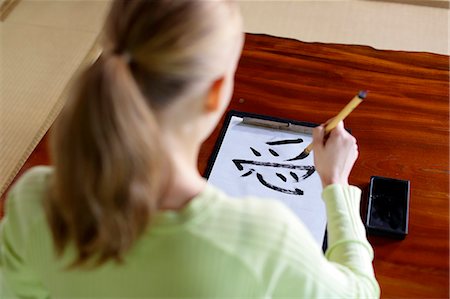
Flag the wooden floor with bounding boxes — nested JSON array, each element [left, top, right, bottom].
[[1, 34, 449, 298]]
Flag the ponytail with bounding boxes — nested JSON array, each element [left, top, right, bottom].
[[45, 0, 241, 267], [46, 53, 166, 266]]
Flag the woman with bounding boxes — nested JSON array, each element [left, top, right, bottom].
[[0, 0, 379, 298]]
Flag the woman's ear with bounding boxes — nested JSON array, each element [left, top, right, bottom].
[[205, 77, 225, 112]]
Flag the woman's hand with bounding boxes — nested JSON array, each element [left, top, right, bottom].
[[312, 120, 358, 188]]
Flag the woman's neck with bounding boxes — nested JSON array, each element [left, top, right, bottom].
[[158, 131, 207, 211]]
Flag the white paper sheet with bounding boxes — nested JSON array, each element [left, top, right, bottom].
[[207, 115, 327, 245]]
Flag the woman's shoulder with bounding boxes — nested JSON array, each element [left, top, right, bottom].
[[204, 185, 302, 233], [4, 166, 53, 218], [208, 184, 283, 209], [7, 166, 52, 198]]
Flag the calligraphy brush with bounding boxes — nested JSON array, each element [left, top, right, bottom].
[[288, 90, 367, 161]]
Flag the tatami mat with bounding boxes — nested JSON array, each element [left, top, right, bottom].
[[0, 1, 109, 197], [239, 0, 449, 55], [0, 0, 448, 197], [5, 0, 109, 31]]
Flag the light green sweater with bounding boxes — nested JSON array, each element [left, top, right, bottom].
[[0, 167, 379, 298]]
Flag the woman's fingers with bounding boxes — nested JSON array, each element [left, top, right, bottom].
[[322, 117, 334, 127], [313, 125, 325, 148], [334, 120, 345, 131], [312, 119, 358, 187]]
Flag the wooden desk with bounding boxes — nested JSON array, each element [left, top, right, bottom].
[[1, 34, 449, 298]]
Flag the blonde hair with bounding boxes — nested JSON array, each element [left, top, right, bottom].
[[46, 0, 241, 267]]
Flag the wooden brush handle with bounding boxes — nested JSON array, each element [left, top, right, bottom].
[[304, 142, 314, 154], [305, 92, 365, 154], [323, 94, 364, 134]]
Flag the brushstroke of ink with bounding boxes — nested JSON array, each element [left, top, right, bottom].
[[290, 171, 299, 182], [241, 169, 254, 177], [256, 173, 304, 196], [276, 173, 287, 182], [269, 149, 279, 157], [266, 138, 304, 145], [287, 151, 309, 161], [250, 147, 261, 157], [232, 159, 315, 179], [301, 168, 316, 179]]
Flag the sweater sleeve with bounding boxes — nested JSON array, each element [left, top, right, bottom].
[[267, 184, 380, 298], [0, 169, 50, 299]]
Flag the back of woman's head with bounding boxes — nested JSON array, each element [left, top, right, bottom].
[[46, 0, 242, 267]]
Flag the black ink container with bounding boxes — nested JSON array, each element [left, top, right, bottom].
[[366, 176, 410, 239]]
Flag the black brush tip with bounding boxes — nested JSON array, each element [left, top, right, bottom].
[[358, 90, 368, 99], [297, 151, 310, 160]]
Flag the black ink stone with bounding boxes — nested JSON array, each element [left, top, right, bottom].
[[366, 176, 410, 239]]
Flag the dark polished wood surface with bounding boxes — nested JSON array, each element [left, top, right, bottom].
[[1, 34, 449, 298]]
